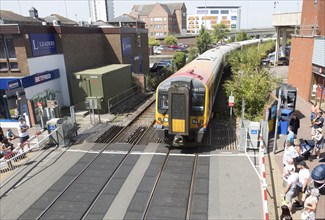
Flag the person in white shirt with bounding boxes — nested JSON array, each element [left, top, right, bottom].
[[284, 171, 299, 212], [295, 161, 310, 209], [17, 117, 29, 146], [283, 141, 298, 167]]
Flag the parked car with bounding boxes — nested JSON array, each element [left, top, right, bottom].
[[157, 60, 172, 67], [269, 56, 289, 65], [262, 55, 289, 66], [149, 61, 171, 74]]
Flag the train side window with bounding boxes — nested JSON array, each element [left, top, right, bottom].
[[191, 93, 204, 115], [158, 93, 168, 111]]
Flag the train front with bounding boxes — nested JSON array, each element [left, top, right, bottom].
[[155, 75, 207, 146]]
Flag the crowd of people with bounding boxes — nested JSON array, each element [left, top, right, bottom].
[[0, 117, 29, 160], [280, 104, 324, 220]]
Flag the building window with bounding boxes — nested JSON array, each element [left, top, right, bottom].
[[153, 17, 163, 21], [314, 0, 318, 4], [197, 9, 208, 15], [211, 10, 219, 14], [220, 10, 229, 14], [0, 35, 19, 71], [164, 17, 167, 21]]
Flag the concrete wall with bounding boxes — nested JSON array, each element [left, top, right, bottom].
[[272, 13, 301, 26]]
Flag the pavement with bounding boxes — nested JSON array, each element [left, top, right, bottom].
[[266, 66, 325, 219]]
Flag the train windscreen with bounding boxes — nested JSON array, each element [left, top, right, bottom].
[[191, 92, 205, 116], [158, 93, 168, 113]]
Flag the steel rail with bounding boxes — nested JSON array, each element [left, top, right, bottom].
[[80, 120, 156, 219], [185, 149, 199, 220], [35, 99, 156, 220], [141, 149, 171, 220]]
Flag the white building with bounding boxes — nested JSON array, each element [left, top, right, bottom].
[[187, 6, 241, 34], [89, 0, 114, 22]]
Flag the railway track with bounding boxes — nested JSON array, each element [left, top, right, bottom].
[[142, 146, 200, 220], [18, 99, 157, 220]]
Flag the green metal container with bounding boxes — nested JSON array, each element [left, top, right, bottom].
[[73, 64, 132, 112]]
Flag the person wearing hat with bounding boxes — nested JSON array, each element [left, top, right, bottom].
[[312, 127, 323, 159], [16, 117, 29, 148], [295, 160, 310, 209]]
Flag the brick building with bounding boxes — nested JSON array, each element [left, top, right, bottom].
[[129, 2, 187, 37], [0, 9, 148, 124], [287, 0, 325, 110]]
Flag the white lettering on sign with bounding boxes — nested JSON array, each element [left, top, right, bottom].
[[32, 40, 55, 50], [9, 82, 19, 89], [35, 74, 51, 83]]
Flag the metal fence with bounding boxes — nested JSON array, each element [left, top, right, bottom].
[[0, 117, 76, 179], [107, 86, 142, 114]]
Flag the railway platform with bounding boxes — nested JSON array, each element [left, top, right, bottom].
[[266, 95, 325, 219]]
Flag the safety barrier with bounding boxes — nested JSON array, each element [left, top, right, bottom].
[[244, 128, 268, 220], [259, 135, 269, 220], [0, 127, 60, 176]]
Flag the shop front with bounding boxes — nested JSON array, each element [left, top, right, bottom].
[[0, 69, 63, 126], [309, 37, 325, 111], [0, 78, 26, 120], [309, 65, 325, 111]]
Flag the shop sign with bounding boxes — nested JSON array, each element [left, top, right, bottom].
[[30, 33, 57, 57], [312, 65, 324, 75], [7, 79, 22, 90], [22, 69, 60, 88]]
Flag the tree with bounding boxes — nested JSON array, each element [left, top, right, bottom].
[[224, 42, 281, 121], [212, 23, 230, 44], [236, 31, 248, 41], [187, 46, 198, 63], [164, 35, 177, 46], [196, 26, 212, 54], [148, 37, 160, 46], [172, 51, 186, 70]]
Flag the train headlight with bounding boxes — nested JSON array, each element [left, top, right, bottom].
[[192, 119, 198, 124], [200, 120, 204, 124], [158, 117, 163, 122], [163, 117, 168, 122]]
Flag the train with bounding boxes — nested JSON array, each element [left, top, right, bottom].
[[155, 39, 266, 146]]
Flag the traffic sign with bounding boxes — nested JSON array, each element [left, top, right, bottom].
[[228, 95, 235, 106]]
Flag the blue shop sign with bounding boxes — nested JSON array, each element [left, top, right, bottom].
[[7, 79, 22, 90], [30, 33, 57, 57], [22, 69, 60, 88]]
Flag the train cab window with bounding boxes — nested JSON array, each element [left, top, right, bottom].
[[158, 93, 168, 113], [191, 93, 205, 115]]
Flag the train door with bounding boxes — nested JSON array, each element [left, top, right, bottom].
[[168, 86, 190, 135]]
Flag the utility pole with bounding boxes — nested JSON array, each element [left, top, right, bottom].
[[273, 88, 282, 154]]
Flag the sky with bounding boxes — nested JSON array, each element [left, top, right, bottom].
[[1, 0, 302, 29]]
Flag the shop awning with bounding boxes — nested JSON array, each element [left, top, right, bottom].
[[0, 78, 20, 90]]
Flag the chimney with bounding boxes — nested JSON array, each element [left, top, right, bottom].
[[29, 7, 38, 18]]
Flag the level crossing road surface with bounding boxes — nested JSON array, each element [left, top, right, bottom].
[[0, 143, 263, 220]]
